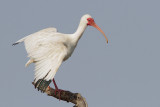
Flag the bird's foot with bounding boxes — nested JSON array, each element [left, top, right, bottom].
[[54, 88, 64, 101]]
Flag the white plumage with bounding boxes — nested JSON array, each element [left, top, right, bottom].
[[13, 14, 108, 92]]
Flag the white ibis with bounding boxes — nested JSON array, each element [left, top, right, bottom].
[[13, 14, 108, 97]]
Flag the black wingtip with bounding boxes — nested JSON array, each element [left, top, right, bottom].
[[12, 42, 19, 46], [34, 79, 51, 92]]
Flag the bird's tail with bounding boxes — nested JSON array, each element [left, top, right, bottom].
[[34, 79, 51, 92], [12, 36, 27, 46]]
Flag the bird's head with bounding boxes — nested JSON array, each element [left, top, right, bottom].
[[81, 14, 108, 44]]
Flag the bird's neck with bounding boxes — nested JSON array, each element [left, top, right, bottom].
[[71, 21, 87, 43]]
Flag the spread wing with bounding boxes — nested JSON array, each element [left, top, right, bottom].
[[13, 27, 58, 46], [24, 27, 58, 54], [23, 28, 67, 83], [14, 27, 68, 91], [28, 42, 67, 83]]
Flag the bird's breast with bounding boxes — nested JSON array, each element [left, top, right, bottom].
[[63, 42, 77, 61]]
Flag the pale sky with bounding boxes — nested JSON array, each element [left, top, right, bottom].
[[0, 0, 160, 107]]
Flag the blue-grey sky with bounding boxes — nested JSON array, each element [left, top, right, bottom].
[[0, 0, 160, 107]]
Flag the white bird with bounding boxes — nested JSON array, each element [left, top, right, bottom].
[[13, 14, 108, 96]]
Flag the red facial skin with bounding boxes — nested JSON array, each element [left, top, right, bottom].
[[87, 18, 109, 44], [87, 18, 95, 26]]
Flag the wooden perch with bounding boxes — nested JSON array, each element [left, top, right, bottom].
[[32, 82, 88, 107]]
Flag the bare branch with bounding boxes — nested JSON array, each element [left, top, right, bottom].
[[32, 83, 88, 107]]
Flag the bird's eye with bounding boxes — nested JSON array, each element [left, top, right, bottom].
[[87, 18, 92, 21]]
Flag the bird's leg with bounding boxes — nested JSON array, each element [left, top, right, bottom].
[[53, 79, 63, 100], [53, 79, 58, 90]]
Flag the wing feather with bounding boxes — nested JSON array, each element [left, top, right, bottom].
[[29, 42, 67, 83], [13, 27, 57, 46], [23, 28, 67, 84], [14, 27, 70, 91]]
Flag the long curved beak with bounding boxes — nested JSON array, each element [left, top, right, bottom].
[[91, 22, 108, 44]]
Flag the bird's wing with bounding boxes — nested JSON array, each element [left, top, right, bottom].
[[13, 27, 58, 45], [38, 27, 58, 33], [24, 27, 60, 55], [28, 41, 67, 84]]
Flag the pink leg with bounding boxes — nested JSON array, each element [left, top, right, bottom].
[[52, 79, 63, 100], [53, 79, 58, 90]]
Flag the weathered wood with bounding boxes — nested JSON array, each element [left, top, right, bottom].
[[32, 83, 88, 107]]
